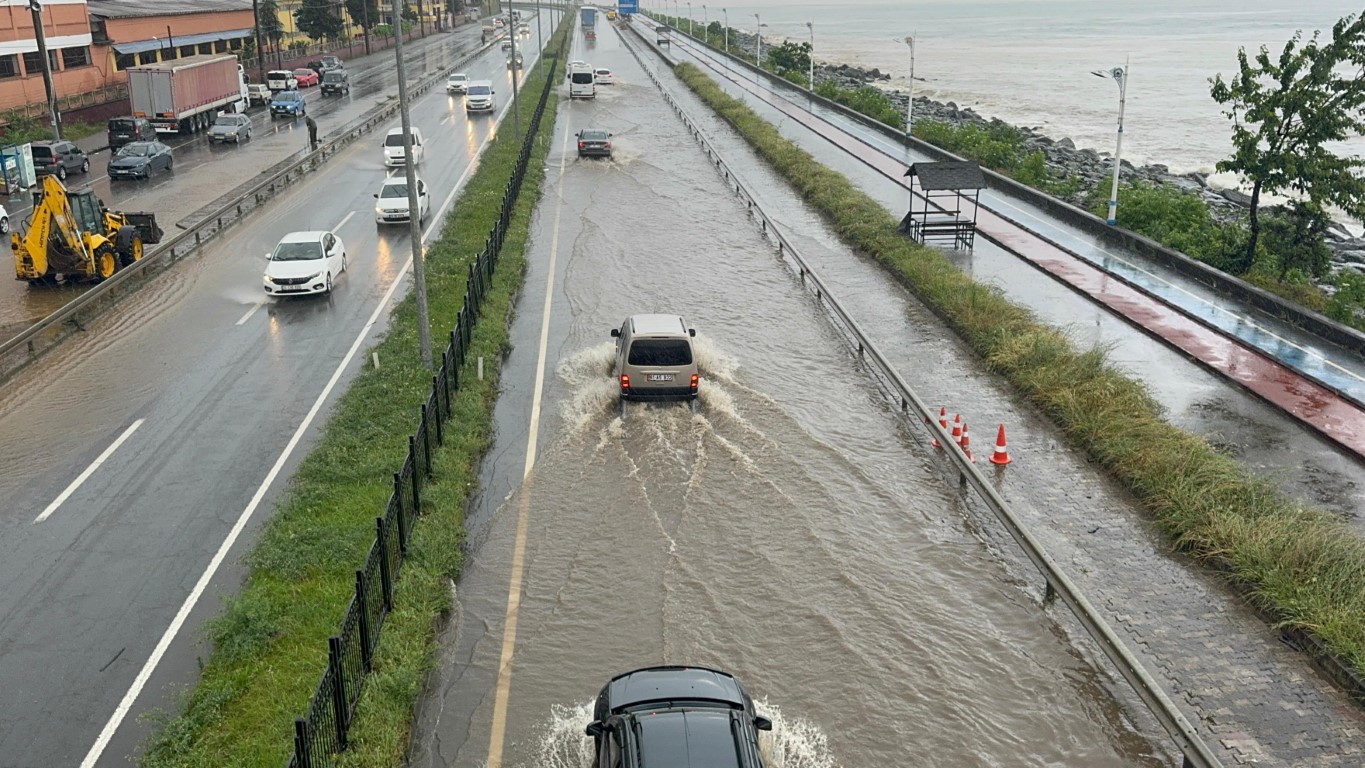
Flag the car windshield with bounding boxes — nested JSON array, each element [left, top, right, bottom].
[[118, 144, 153, 157], [571, 72, 593, 84], [449, 75, 466, 81], [324, 72, 345, 81], [468, 85, 490, 95], [580, 130, 608, 141], [596, 69, 610, 75], [268, 72, 289, 79], [293, 69, 311, 76], [30, 146, 52, 159], [272, 241, 323, 261], [384, 133, 416, 147], [109, 119, 135, 130], [213, 115, 241, 126], [628, 339, 692, 366], [379, 183, 410, 198], [276, 93, 300, 102]]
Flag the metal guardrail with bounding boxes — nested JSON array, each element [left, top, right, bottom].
[[0, 41, 494, 385], [284, 36, 564, 768], [621, 21, 1226, 768]]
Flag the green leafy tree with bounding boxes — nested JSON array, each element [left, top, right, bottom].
[[767, 40, 810, 76], [257, 0, 285, 50], [296, 0, 346, 41], [345, 0, 379, 30], [1209, 13, 1365, 273], [1259, 202, 1334, 280]]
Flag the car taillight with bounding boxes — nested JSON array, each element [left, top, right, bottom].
[[620, 374, 630, 390], [578, 141, 585, 149], [604, 141, 612, 149], [690, 374, 699, 389]]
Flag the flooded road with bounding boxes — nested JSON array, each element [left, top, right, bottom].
[[411, 24, 1171, 768]]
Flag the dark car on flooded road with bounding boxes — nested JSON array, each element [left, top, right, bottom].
[[586, 666, 772, 768], [107, 140, 173, 180]]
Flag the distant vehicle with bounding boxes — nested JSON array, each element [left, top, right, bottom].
[[30, 140, 89, 180], [106, 116, 155, 150], [501, 39, 513, 51], [607, 9, 617, 20], [611, 314, 699, 401], [320, 55, 343, 70], [107, 140, 174, 180], [293, 68, 320, 87], [446, 72, 469, 93], [493, 16, 504, 26], [568, 62, 596, 99], [208, 112, 253, 144], [263, 230, 347, 297], [320, 69, 350, 95], [507, 51, 524, 69], [373, 176, 430, 224], [465, 80, 495, 113], [518, 23, 531, 36], [266, 69, 298, 91], [126, 55, 248, 134], [594, 67, 614, 85], [270, 90, 307, 117], [576, 128, 612, 159], [383, 126, 425, 167], [246, 82, 272, 105], [586, 667, 771, 767], [580, 6, 596, 26]]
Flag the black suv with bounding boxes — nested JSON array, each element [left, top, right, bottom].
[[30, 140, 89, 180], [586, 666, 772, 768]]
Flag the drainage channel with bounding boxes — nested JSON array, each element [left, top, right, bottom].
[[617, 23, 1225, 768]]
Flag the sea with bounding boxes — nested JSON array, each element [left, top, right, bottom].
[[682, 0, 1365, 190]]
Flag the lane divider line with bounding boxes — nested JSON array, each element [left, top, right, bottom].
[[235, 303, 262, 326], [484, 93, 576, 768], [332, 210, 356, 232], [34, 419, 145, 524]]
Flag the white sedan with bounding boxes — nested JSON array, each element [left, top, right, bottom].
[[374, 176, 430, 225], [594, 67, 614, 85], [263, 230, 347, 296]]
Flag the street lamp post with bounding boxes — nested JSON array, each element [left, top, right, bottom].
[[805, 21, 813, 91], [904, 35, 915, 137], [27, 0, 60, 140], [701, 5, 706, 42], [753, 12, 761, 68], [391, 0, 433, 368], [722, 8, 728, 55], [687, 2, 692, 36], [1092, 60, 1128, 226]]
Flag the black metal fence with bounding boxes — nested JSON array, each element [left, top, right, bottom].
[[285, 42, 563, 768]]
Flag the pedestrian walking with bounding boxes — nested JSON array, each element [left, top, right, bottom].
[[305, 115, 318, 151]]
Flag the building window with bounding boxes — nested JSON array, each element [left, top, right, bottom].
[[198, 43, 212, 55], [22, 50, 59, 76], [179, 45, 195, 57], [61, 46, 89, 69], [115, 53, 135, 71], [90, 19, 110, 45], [162, 47, 178, 60], [215, 40, 228, 53], [137, 50, 158, 65], [0, 55, 18, 79]]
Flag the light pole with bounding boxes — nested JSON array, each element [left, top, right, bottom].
[[722, 8, 728, 55], [1092, 59, 1128, 226], [753, 12, 761, 68], [391, 0, 433, 368], [904, 35, 915, 137], [701, 5, 706, 42], [28, 0, 61, 140], [805, 21, 813, 91], [687, 2, 692, 36], [672, 0, 678, 27]]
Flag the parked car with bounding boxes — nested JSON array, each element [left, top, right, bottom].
[[373, 176, 430, 224], [320, 55, 343, 70], [586, 667, 771, 768], [247, 82, 272, 106], [266, 69, 298, 91], [320, 69, 350, 95], [262, 230, 347, 297], [208, 112, 253, 144], [270, 90, 307, 118], [107, 140, 173, 180], [507, 52, 524, 69], [611, 314, 699, 400], [594, 67, 614, 85], [576, 128, 613, 159], [446, 72, 469, 93], [0, 203, 10, 235], [293, 68, 320, 87], [383, 126, 425, 167], [30, 140, 89, 180], [106, 116, 155, 151]]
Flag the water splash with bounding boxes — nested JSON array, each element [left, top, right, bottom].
[[557, 342, 620, 435], [529, 700, 594, 768]]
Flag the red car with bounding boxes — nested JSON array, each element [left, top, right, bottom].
[[292, 68, 320, 87]]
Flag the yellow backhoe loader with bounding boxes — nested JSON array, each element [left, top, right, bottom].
[[12, 175, 162, 285]]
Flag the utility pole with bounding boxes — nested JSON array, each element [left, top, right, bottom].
[[28, 1, 61, 140], [392, 0, 433, 368], [360, 0, 372, 55], [252, 0, 267, 84], [509, 0, 520, 142]]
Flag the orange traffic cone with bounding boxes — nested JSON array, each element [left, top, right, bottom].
[[990, 424, 1012, 465], [960, 422, 974, 462], [932, 406, 949, 448], [950, 414, 962, 444]]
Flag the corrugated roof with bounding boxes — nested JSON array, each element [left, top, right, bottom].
[[89, 0, 252, 20], [112, 29, 252, 55], [904, 161, 986, 191]]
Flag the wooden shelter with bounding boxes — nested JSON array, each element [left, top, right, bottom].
[[898, 161, 985, 250]]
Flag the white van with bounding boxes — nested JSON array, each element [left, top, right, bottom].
[[568, 63, 596, 99], [383, 126, 424, 167], [466, 80, 495, 113]]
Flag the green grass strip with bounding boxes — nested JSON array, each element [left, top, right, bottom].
[[673, 62, 1365, 677], [140, 20, 570, 768]]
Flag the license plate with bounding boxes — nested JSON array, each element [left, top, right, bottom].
[[280, 286, 305, 292], [647, 374, 673, 382]]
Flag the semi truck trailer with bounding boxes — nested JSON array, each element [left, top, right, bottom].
[[125, 54, 248, 135]]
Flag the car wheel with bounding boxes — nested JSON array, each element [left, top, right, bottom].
[[325, 272, 333, 294], [167, 158, 174, 171], [80, 159, 89, 173], [341, 254, 348, 273], [0, 216, 8, 235], [57, 166, 66, 180]]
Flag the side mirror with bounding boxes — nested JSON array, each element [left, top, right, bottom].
[[609, 133, 614, 137], [610, 328, 620, 338], [373, 193, 379, 198], [585, 720, 604, 737], [754, 715, 773, 732], [688, 328, 696, 337]]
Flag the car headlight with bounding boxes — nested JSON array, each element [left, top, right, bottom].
[[376, 206, 384, 215], [304, 272, 320, 281]]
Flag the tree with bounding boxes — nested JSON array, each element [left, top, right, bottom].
[[767, 40, 810, 76], [1260, 201, 1334, 280], [1209, 13, 1365, 273], [257, 0, 285, 50], [297, 0, 346, 41], [345, 0, 379, 30]]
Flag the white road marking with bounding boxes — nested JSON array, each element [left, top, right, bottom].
[[485, 107, 575, 768], [332, 210, 356, 232], [34, 419, 145, 524], [81, 79, 522, 768], [235, 303, 263, 326]]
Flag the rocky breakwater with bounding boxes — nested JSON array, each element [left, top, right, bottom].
[[813, 61, 1365, 277]]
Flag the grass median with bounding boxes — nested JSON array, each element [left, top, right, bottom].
[[141, 22, 568, 768], [673, 61, 1365, 679]]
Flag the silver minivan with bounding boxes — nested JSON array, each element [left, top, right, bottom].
[[611, 314, 699, 400]]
